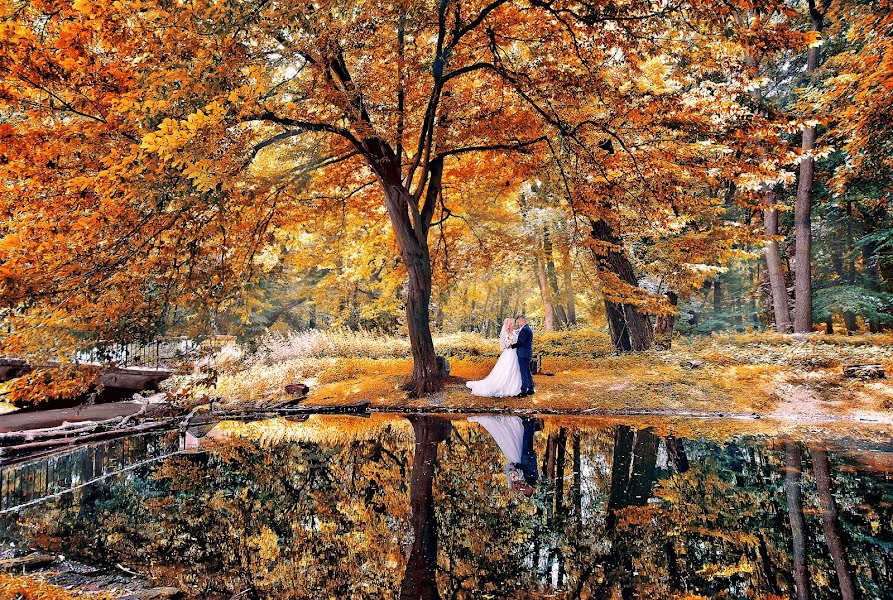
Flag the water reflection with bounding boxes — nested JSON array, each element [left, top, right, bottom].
[[1, 415, 892, 599]]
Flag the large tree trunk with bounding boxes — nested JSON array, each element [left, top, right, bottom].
[[810, 448, 857, 600], [589, 219, 654, 352], [400, 416, 452, 600], [785, 442, 811, 600], [381, 169, 443, 394], [765, 206, 794, 333], [793, 0, 824, 334], [405, 248, 440, 393]]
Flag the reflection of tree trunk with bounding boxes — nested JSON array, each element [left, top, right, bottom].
[[572, 433, 582, 535], [602, 427, 660, 599], [665, 539, 681, 592], [665, 436, 689, 473], [606, 426, 635, 529], [628, 431, 659, 505], [810, 448, 857, 600], [758, 534, 782, 595], [785, 442, 811, 600], [400, 416, 452, 600], [554, 429, 567, 588]]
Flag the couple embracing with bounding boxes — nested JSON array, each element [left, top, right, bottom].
[[466, 315, 535, 398]]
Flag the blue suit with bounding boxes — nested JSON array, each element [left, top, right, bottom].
[[513, 324, 534, 393], [517, 417, 539, 485]]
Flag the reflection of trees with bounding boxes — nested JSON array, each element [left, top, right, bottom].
[[5, 421, 893, 599], [810, 447, 856, 600], [18, 430, 414, 598]]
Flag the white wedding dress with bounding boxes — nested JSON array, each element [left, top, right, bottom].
[[468, 416, 524, 488], [466, 326, 523, 397]]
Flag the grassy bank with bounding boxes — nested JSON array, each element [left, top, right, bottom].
[[162, 328, 893, 423]]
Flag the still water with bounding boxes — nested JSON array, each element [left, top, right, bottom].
[[1, 414, 892, 599]]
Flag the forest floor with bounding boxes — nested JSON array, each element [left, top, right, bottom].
[[167, 329, 893, 434]]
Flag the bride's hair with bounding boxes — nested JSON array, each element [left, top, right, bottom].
[[502, 317, 516, 334]]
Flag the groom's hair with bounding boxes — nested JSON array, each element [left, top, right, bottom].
[[515, 314, 526, 320]]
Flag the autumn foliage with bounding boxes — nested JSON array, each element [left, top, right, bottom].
[[1, 0, 891, 394]]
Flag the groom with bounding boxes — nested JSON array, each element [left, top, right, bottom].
[[511, 315, 534, 397]]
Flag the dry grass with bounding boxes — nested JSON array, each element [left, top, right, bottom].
[[0, 574, 113, 599], [163, 327, 893, 424]]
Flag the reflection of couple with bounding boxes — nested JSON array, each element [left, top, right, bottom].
[[469, 416, 542, 496], [466, 315, 535, 398]]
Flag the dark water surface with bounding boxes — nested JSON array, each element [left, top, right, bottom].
[[1, 414, 892, 599]]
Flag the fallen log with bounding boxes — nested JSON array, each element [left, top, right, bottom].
[[0, 420, 174, 461], [0, 552, 56, 572], [198, 400, 371, 423], [120, 588, 183, 600], [843, 364, 885, 379]]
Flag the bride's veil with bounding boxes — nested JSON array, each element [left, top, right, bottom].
[[499, 318, 515, 350]]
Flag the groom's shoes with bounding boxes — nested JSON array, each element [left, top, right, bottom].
[[514, 391, 526, 398]]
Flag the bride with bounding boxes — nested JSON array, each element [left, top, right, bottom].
[[466, 318, 523, 397]]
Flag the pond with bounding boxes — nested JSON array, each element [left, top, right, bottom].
[[1, 414, 892, 599]]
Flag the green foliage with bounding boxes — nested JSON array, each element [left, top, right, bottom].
[[813, 285, 893, 323]]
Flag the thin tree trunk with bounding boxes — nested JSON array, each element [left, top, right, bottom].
[[747, 43, 793, 334], [535, 256, 555, 331], [793, 0, 824, 334], [561, 247, 577, 326], [785, 442, 811, 600], [543, 225, 568, 328], [554, 428, 567, 589], [810, 448, 857, 600], [863, 240, 881, 332], [572, 433, 582, 535], [765, 206, 794, 332], [665, 436, 689, 473]]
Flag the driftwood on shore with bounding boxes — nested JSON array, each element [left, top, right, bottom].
[[0, 399, 370, 463], [0, 552, 56, 572]]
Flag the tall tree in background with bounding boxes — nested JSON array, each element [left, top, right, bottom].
[[793, 0, 826, 333]]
